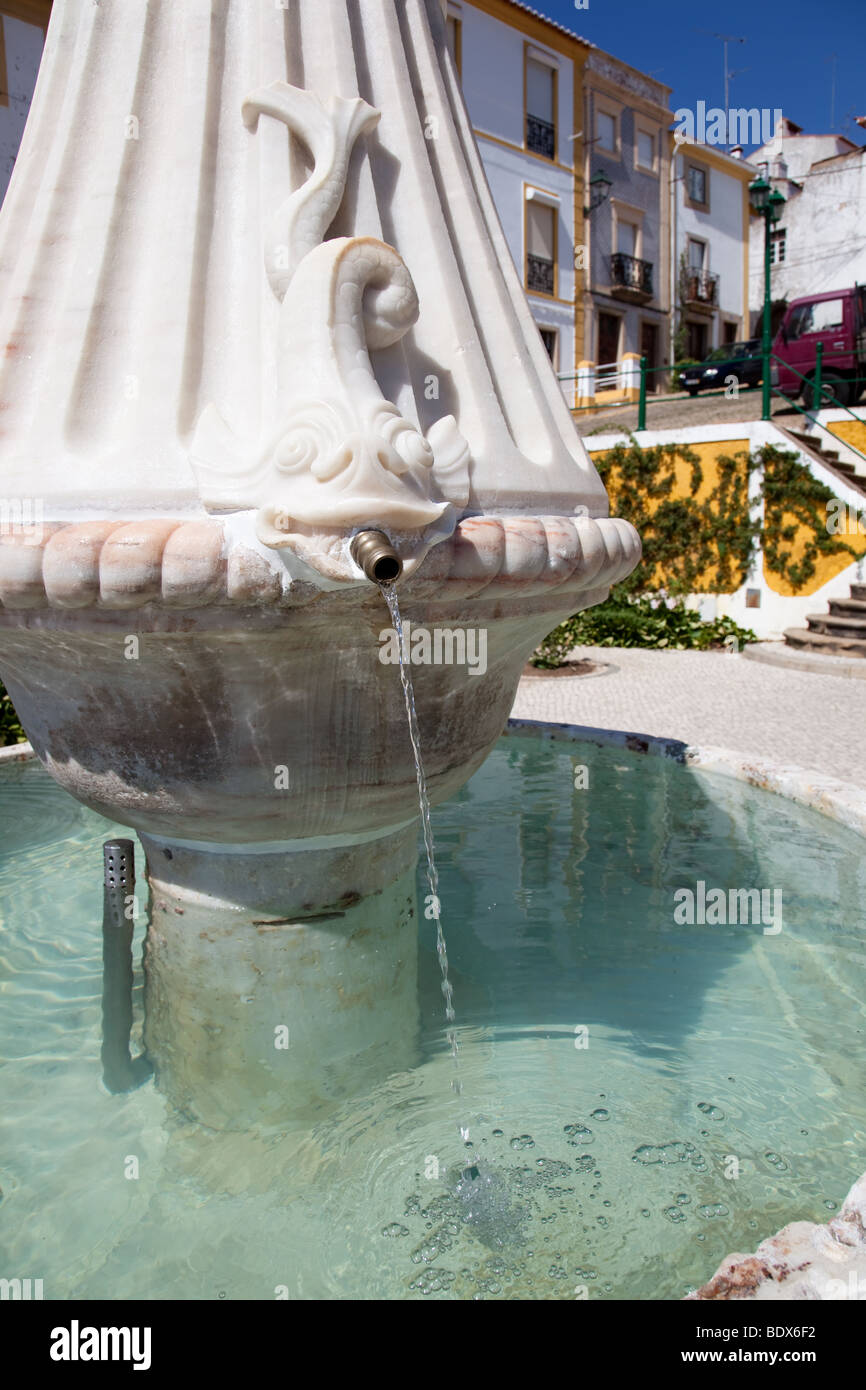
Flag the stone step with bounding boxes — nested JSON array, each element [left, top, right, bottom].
[[851, 583, 866, 601], [829, 596, 866, 616], [781, 428, 866, 495], [807, 612, 866, 639], [785, 627, 866, 657], [786, 429, 838, 458]]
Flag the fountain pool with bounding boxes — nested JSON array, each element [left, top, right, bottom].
[[1, 730, 864, 1301]]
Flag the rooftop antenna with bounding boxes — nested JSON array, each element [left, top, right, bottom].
[[714, 33, 746, 149], [697, 30, 746, 150], [826, 54, 837, 130]]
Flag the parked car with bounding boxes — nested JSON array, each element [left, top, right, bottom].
[[771, 285, 866, 408], [678, 340, 762, 396]]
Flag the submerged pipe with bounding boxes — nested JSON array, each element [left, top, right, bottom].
[[101, 839, 152, 1093], [350, 529, 402, 584]]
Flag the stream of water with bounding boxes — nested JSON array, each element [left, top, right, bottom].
[[382, 584, 469, 1146]]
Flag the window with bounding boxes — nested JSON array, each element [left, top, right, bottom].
[[722, 321, 738, 345], [636, 129, 655, 171], [618, 220, 639, 257], [686, 163, 708, 206], [786, 297, 845, 339], [539, 327, 558, 366], [445, 16, 461, 76], [596, 109, 616, 154], [526, 57, 556, 160], [526, 201, 556, 295], [687, 238, 706, 272], [770, 228, 786, 265]]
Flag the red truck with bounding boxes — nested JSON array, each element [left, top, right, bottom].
[[771, 284, 866, 408]]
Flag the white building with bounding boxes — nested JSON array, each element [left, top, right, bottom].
[[0, 2, 47, 206], [672, 140, 753, 363], [748, 116, 866, 313], [446, 0, 588, 398]]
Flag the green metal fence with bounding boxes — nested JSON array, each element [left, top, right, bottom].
[[559, 346, 866, 466]]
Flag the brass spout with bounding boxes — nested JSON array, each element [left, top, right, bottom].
[[350, 530, 403, 584]]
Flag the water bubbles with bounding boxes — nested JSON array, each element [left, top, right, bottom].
[[632, 1141, 695, 1166], [410, 1223, 457, 1264], [409, 1267, 457, 1295], [596, 1215, 609, 1228], [492, 1129, 504, 1138], [676, 1193, 691, 1205], [640, 1209, 651, 1218], [563, 1123, 594, 1146], [697, 1203, 729, 1220], [823, 1200, 837, 1211], [571, 1154, 595, 1174], [453, 1160, 528, 1249], [590, 1108, 610, 1121], [535, 1158, 571, 1180], [510, 1134, 535, 1150], [663, 1206, 687, 1223], [764, 1151, 788, 1172], [382, 1223, 409, 1238], [697, 1102, 725, 1120]]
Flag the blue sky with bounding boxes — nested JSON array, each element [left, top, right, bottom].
[[531, 0, 866, 150]]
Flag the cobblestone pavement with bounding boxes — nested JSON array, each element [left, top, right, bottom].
[[511, 646, 866, 788], [573, 390, 800, 439]]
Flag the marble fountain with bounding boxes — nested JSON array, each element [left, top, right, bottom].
[[0, 0, 639, 1129], [3, 0, 865, 1304]]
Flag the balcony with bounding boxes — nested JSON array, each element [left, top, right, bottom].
[[610, 253, 654, 304], [683, 269, 718, 315], [526, 112, 555, 160], [526, 253, 555, 296]]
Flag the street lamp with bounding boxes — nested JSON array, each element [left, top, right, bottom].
[[749, 174, 786, 420], [584, 169, 612, 216]]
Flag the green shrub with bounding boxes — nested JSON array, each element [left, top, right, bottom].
[[0, 679, 26, 746], [532, 595, 758, 667]]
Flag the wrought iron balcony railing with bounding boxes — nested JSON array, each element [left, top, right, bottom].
[[526, 253, 555, 295], [526, 113, 555, 160], [684, 270, 719, 306], [610, 252, 653, 297]]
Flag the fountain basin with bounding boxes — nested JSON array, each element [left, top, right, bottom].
[[0, 514, 637, 841], [1, 726, 863, 1299]]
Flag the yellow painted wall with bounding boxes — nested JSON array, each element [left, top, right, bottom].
[[826, 419, 866, 456], [588, 440, 750, 593], [589, 438, 866, 596], [764, 511, 866, 595]]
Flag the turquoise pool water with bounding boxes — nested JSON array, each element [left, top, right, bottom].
[[1, 736, 865, 1300]]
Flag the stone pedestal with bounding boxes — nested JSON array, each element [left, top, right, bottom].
[[141, 826, 419, 1130]]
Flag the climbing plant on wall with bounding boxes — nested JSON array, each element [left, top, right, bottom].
[[594, 439, 858, 596], [532, 440, 861, 664]]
